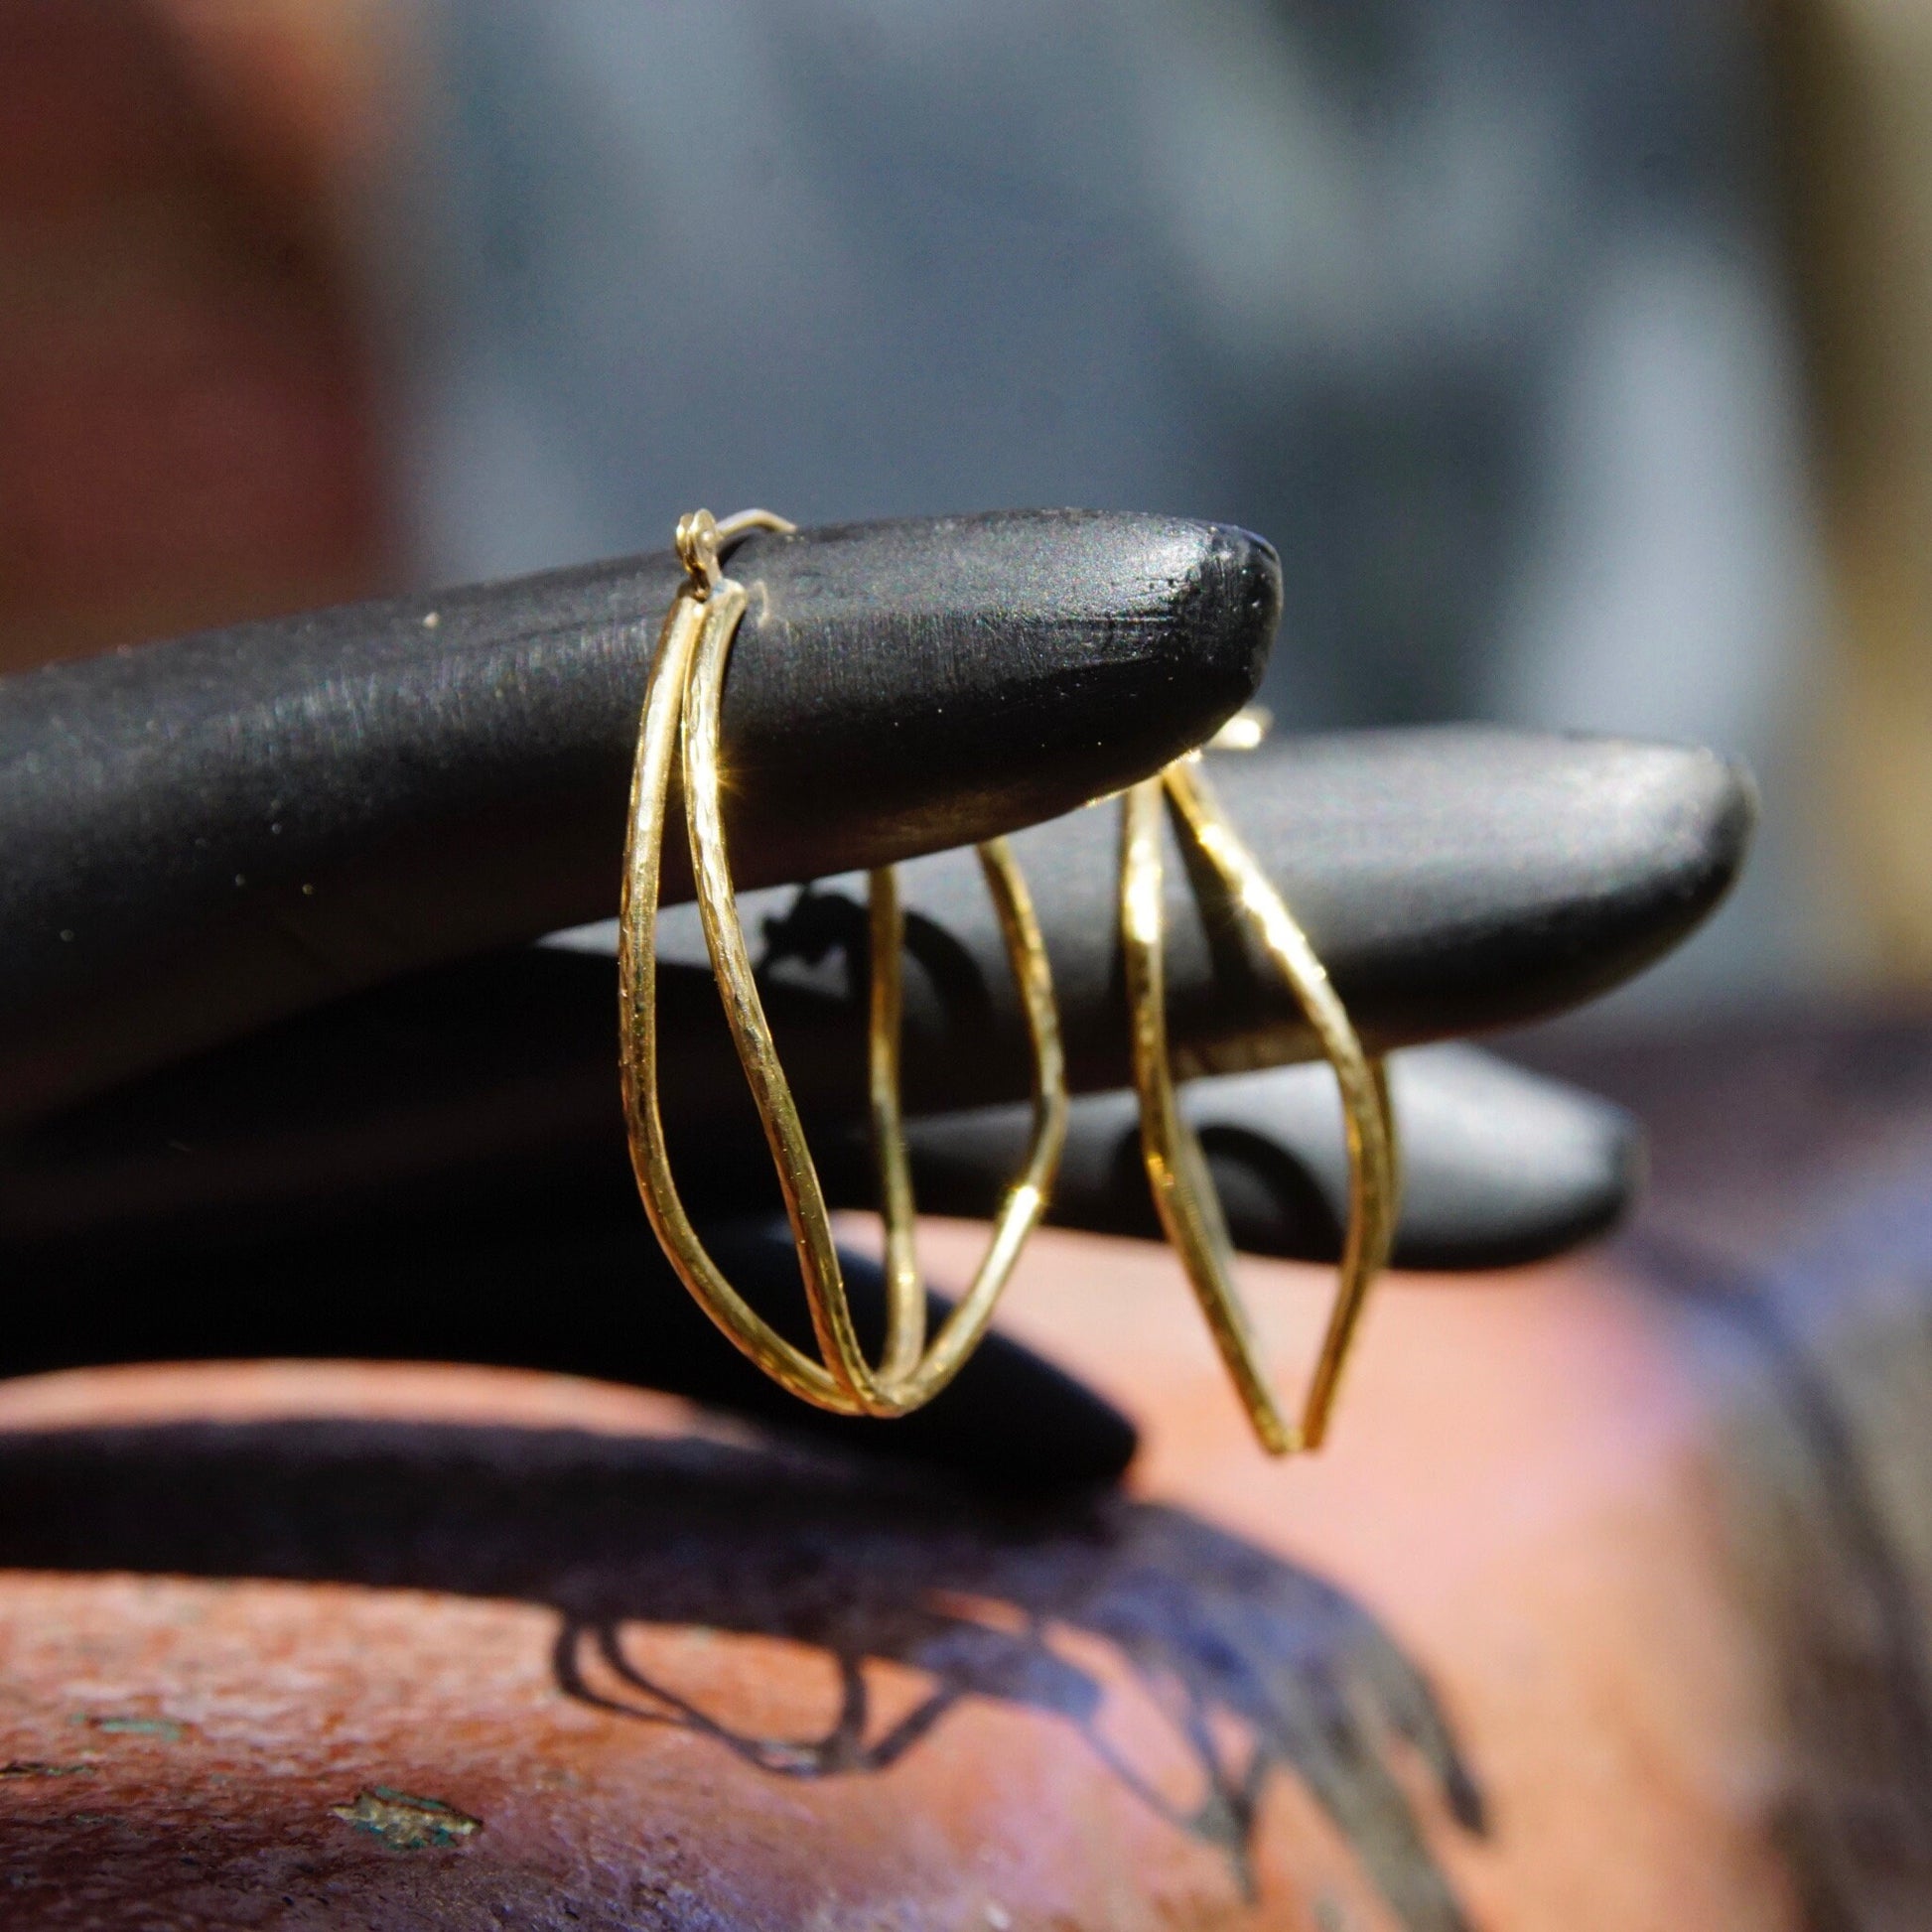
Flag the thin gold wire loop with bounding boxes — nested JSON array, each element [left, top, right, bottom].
[[619, 508, 1068, 1418], [1121, 746, 1401, 1454]]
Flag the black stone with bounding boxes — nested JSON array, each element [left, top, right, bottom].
[[0, 511, 1275, 1126], [900, 1044, 1642, 1272], [0, 1212, 1138, 1493], [0, 729, 1738, 1267]]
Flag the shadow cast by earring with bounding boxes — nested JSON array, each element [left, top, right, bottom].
[[0, 1409, 1484, 1926]]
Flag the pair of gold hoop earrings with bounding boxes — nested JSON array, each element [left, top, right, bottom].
[[618, 509, 1400, 1452]]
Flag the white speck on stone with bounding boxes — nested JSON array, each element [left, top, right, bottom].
[[422, 611, 441, 629]]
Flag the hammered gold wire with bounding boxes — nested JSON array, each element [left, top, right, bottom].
[[1121, 753, 1401, 1454], [619, 508, 1068, 1419]]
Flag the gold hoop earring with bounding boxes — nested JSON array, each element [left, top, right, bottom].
[[619, 508, 1069, 1418], [1120, 723, 1401, 1453]]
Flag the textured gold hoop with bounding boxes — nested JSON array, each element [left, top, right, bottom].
[[1120, 738, 1401, 1453], [619, 509, 1068, 1418]]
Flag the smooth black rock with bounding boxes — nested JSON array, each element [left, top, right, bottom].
[[0, 1214, 1138, 1492], [901, 1044, 1641, 1271], [0, 1047, 1634, 1490], [835, 725, 1755, 1097], [0, 728, 1738, 1264], [0, 511, 1274, 1127], [619, 724, 1752, 1113], [0, 1019, 1635, 1272]]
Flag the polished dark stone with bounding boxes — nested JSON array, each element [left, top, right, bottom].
[[903, 1043, 1642, 1272], [0, 1213, 1138, 1492], [0, 727, 1736, 1268], [0, 511, 1275, 1126]]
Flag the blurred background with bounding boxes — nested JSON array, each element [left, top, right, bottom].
[[3, 0, 1928, 1021]]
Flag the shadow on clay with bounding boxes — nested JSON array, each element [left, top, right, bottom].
[[0, 1416, 1482, 1928]]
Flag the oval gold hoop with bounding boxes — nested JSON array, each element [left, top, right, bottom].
[[1119, 747, 1401, 1453], [619, 509, 1069, 1418]]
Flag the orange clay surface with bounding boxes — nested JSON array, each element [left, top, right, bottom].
[[0, 1228, 1798, 1931]]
